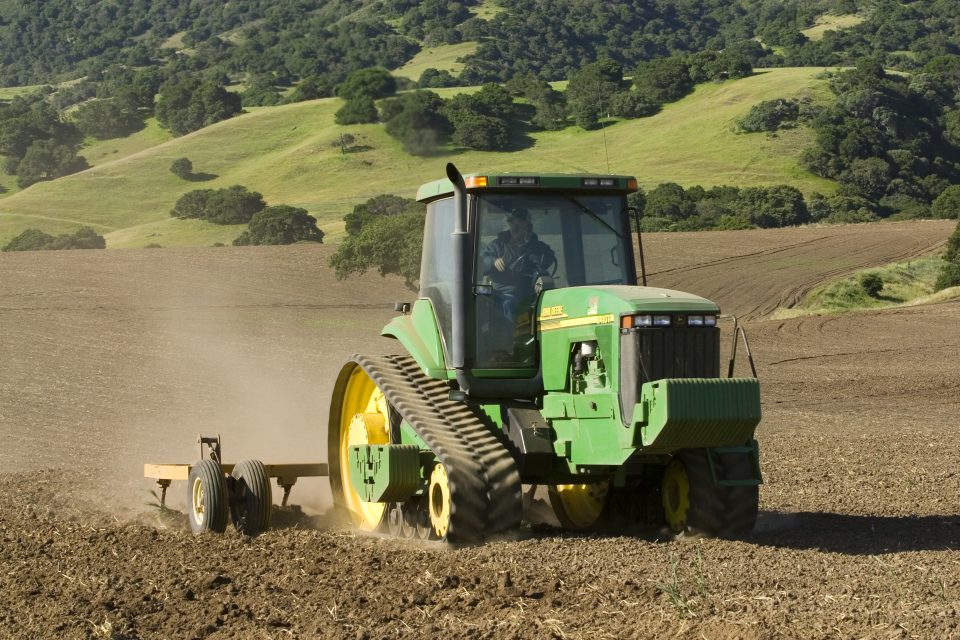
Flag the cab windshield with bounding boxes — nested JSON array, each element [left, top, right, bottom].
[[473, 192, 632, 368]]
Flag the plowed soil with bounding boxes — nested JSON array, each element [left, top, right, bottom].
[[2, 220, 959, 640]]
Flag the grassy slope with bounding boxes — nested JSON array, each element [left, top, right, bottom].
[[393, 42, 479, 81], [81, 118, 174, 166], [471, 0, 506, 20], [801, 14, 865, 41], [0, 84, 45, 100], [0, 67, 837, 249], [775, 256, 956, 317]]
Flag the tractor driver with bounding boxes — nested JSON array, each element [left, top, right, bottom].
[[480, 207, 556, 323]]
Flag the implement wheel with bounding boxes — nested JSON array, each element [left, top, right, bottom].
[[188, 459, 229, 534], [663, 449, 759, 538], [328, 361, 390, 531], [548, 482, 609, 531], [231, 459, 273, 537]]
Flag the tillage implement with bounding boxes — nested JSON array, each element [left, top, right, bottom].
[[330, 164, 763, 542]]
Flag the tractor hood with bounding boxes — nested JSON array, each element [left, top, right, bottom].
[[537, 286, 721, 393], [538, 285, 720, 323]]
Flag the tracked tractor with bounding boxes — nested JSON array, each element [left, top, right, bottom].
[[328, 164, 762, 542]]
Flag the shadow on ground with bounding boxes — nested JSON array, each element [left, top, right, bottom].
[[752, 510, 960, 554], [185, 172, 218, 182]]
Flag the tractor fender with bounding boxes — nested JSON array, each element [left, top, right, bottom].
[[381, 299, 450, 379]]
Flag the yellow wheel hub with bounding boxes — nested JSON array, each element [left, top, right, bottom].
[[551, 482, 608, 530], [338, 366, 390, 530], [662, 459, 691, 533], [191, 478, 206, 526], [428, 463, 451, 539]]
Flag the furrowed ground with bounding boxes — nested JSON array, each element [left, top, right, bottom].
[[1, 220, 958, 639]]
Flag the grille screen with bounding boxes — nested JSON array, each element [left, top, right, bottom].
[[619, 327, 720, 422]]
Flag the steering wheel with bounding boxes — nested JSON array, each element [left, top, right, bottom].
[[509, 252, 558, 277]]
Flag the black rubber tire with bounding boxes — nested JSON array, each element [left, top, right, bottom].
[[187, 459, 229, 534], [230, 459, 273, 536], [679, 449, 759, 538]]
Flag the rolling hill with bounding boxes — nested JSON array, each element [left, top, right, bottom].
[[0, 67, 837, 249]]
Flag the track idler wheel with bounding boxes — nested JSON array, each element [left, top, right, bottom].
[[661, 459, 691, 533], [548, 482, 610, 531], [662, 449, 759, 538], [188, 459, 229, 534]]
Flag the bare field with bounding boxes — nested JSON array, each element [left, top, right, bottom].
[[1, 221, 959, 639]]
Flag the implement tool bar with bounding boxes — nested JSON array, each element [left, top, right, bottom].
[[144, 463, 328, 507]]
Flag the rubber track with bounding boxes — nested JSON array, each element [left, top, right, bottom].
[[352, 354, 522, 542]]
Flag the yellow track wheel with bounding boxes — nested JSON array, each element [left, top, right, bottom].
[[335, 364, 390, 530], [548, 482, 609, 531], [428, 463, 451, 539], [662, 459, 691, 533]]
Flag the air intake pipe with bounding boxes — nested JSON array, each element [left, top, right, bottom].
[[446, 162, 469, 370]]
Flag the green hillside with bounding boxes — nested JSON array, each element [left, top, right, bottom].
[[0, 67, 836, 249]]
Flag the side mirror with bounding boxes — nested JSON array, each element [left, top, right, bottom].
[[393, 302, 411, 315]]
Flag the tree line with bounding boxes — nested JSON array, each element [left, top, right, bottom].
[[4, 0, 960, 189], [797, 58, 960, 219], [169, 183, 324, 246], [2, 0, 960, 104]]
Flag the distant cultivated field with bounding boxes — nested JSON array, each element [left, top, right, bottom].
[[0, 68, 837, 248], [1, 220, 958, 639], [642, 219, 956, 319]]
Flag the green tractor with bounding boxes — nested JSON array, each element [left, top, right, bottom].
[[328, 164, 761, 542]]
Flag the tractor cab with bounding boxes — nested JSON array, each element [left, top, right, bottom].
[[414, 170, 639, 374]]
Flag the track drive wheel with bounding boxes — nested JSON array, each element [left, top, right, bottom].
[[329, 362, 391, 531], [548, 482, 610, 531], [230, 459, 273, 536], [188, 459, 229, 534], [662, 449, 759, 538]]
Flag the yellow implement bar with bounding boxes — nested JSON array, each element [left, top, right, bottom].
[[145, 462, 328, 507], [144, 462, 328, 482]]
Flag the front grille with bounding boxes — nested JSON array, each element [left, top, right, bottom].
[[619, 327, 720, 423]]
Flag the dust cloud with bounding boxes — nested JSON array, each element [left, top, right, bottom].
[[0, 246, 402, 519]]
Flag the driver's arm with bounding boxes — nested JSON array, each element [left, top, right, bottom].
[[480, 239, 504, 274], [538, 241, 556, 270]]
